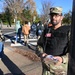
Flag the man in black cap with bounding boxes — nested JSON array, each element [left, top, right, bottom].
[[36, 7, 71, 75]]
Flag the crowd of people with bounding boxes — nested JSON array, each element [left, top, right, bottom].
[[14, 20, 45, 45]]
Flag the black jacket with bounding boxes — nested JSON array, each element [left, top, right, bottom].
[[37, 25, 71, 56]]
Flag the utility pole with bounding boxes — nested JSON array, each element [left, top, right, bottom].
[[67, 0, 75, 75]]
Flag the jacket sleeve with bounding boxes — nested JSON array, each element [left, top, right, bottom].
[[61, 53, 68, 64], [61, 29, 71, 64], [36, 28, 49, 57], [36, 45, 44, 57], [22, 26, 24, 33], [61, 31, 70, 64], [36, 31, 45, 57]]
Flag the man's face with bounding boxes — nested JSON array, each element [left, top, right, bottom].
[[50, 13, 63, 26]]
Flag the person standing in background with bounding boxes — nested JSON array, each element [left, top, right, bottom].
[[22, 21, 30, 46], [36, 21, 44, 39], [15, 20, 21, 44]]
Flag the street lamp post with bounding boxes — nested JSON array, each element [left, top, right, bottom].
[[67, 0, 75, 75]]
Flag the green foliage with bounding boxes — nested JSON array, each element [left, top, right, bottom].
[[62, 11, 72, 25], [5, 8, 12, 26], [0, 8, 13, 25], [34, 15, 40, 23], [2, 0, 39, 24], [22, 9, 32, 21], [0, 13, 7, 23]]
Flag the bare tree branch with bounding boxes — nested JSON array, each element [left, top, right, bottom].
[[40, 0, 52, 22]]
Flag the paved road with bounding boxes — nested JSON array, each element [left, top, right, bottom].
[[0, 25, 42, 75]]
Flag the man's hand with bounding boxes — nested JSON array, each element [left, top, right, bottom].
[[42, 53, 47, 58], [53, 56, 63, 65]]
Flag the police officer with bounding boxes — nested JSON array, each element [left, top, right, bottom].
[[36, 7, 70, 75]]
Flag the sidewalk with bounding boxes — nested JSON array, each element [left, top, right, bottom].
[[2, 25, 15, 29], [0, 46, 42, 75], [0, 24, 42, 75]]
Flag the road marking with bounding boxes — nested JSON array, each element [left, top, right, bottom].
[[11, 43, 23, 46], [5, 38, 37, 42], [5, 39, 11, 42], [5, 37, 38, 46], [11, 42, 37, 46], [29, 42, 37, 46], [4, 30, 38, 46], [4, 31, 15, 35]]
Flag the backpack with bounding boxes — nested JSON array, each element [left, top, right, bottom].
[[31, 24, 37, 31], [38, 29, 42, 35]]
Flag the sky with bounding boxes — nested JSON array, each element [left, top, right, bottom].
[[0, 0, 4, 12], [0, 0, 73, 14], [34, 0, 73, 14]]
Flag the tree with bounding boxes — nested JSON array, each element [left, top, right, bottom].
[[22, 8, 32, 22], [4, 0, 29, 23], [40, 0, 52, 23], [63, 11, 72, 25], [5, 7, 12, 27], [26, 0, 36, 13], [4, 0, 37, 23], [24, 0, 37, 22], [0, 12, 7, 24]]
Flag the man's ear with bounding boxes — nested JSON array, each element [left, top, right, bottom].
[[61, 16, 63, 21]]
